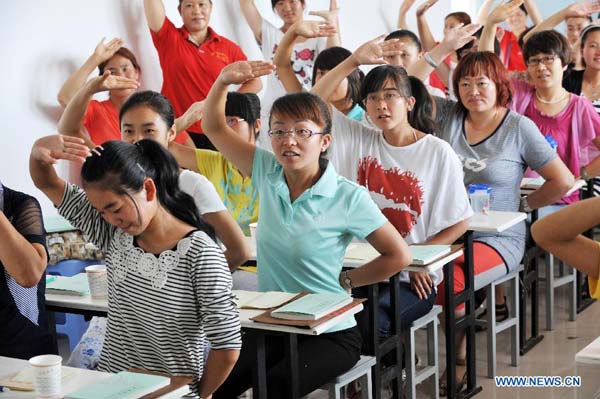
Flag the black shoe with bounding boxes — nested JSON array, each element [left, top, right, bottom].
[[475, 298, 509, 332]]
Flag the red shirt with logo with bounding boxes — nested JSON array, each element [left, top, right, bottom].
[[151, 18, 248, 133]]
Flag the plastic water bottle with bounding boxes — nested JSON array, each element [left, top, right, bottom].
[[468, 184, 491, 214], [545, 135, 558, 152]]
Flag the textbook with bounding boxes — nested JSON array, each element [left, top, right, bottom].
[[46, 273, 90, 296], [409, 245, 452, 265], [65, 371, 170, 399], [270, 293, 353, 321], [44, 214, 77, 233], [232, 290, 298, 309]]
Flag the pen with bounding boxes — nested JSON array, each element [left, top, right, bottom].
[[0, 386, 11, 392]]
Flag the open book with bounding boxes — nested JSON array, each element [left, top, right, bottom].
[[409, 245, 452, 265], [46, 273, 90, 296], [232, 290, 298, 309], [270, 293, 353, 321], [66, 371, 170, 399]]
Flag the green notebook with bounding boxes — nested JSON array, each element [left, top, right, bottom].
[[44, 215, 77, 233], [270, 293, 352, 321], [46, 273, 90, 296], [409, 245, 451, 265], [65, 371, 170, 399]]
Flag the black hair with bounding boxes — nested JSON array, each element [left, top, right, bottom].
[[518, 4, 527, 15], [271, 0, 304, 8], [408, 76, 437, 134], [81, 140, 215, 241], [457, 27, 501, 60], [312, 46, 363, 111], [517, 25, 536, 49], [226, 92, 261, 137], [120, 91, 175, 128], [361, 65, 436, 134], [523, 30, 572, 66], [384, 29, 422, 52]]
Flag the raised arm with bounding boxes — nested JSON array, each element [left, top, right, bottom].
[[476, 0, 497, 24], [174, 100, 205, 135], [416, 0, 439, 51], [407, 23, 481, 81], [312, 35, 402, 101], [479, 0, 524, 52], [239, 0, 264, 44], [524, 158, 574, 210], [532, 197, 600, 278], [201, 61, 274, 177], [398, 0, 417, 29], [522, 1, 600, 44], [273, 19, 337, 94], [29, 135, 91, 206], [203, 211, 250, 270], [144, 0, 167, 33], [524, 0, 543, 25], [57, 37, 124, 107], [57, 71, 139, 149], [341, 222, 412, 288], [308, 7, 341, 48]]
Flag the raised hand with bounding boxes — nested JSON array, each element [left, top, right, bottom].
[[92, 37, 124, 64], [87, 70, 139, 94], [181, 100, 205, 126], [564, 0, 600, 19], [487, 0, 525, 25], [400, 0, 418, 14], [352, 36, 405, 65], [219, 61, 275, 86], [441, 23, 482, 52], [308, 9, 340, 25], [416, 0, 439, 17], [293, 19, 337, 38], [31, 135, 91, 165]]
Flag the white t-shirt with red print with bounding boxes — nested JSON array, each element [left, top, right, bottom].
[[329, 109, 473, 285]]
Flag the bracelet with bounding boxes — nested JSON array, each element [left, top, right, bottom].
[[424, 52, 439, 69], [520, 196, 533, 213], [581, 166, 591, 181]]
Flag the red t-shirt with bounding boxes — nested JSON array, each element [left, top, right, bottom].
[[151, 18, 248, 133], [82, 99, 191, 146], [499, 28, 526, 72]]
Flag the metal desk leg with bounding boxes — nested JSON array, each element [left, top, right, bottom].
[[284, 333, 300, 399], [443, 256, 457, 399], [252, 332, 267, 399]]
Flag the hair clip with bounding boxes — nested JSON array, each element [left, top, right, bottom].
[[91, 145, 104, 157], [136, 162, 145, 173]]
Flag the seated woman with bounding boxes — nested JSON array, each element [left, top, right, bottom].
[[532, 197, 600, 298], [307, 31, 472, 343], [0, 182, 56, 359], [408, 28, 574, 393], [204, 61, 412, 398], [30, 137, 241, 398], [57, 37, 194, 147]]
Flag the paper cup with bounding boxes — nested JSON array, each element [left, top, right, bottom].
[[29, 354, 62, 398], [85, 265, 107, 299], [249, 222, 257, 238]]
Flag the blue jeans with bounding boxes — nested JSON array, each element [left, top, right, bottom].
[[355, 281, 437, 340]]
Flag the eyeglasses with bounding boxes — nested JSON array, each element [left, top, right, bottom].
[[526, 54, 558, 67], [226, 117, 245, 127], [268, 128, 326, 140], [365, 91, 403, 104]]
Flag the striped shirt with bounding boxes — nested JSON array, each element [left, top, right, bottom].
[[57, 184, 241, 397]]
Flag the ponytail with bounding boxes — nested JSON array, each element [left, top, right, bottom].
[[81, 140, 215, 240]]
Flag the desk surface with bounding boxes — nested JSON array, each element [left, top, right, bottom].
[[468, 211, 527, 233], [46, 293, 108, 313], [575, 336, 600, 365], [0, 356, 112, 398], [521, 178, 586, 196]]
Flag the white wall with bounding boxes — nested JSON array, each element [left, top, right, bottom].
[[0, 0, 476, 216]]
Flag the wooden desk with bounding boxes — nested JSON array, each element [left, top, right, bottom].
[[443, 211, 526, 399]]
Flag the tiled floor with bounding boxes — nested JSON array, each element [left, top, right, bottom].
[[306, 280, 600, 399]]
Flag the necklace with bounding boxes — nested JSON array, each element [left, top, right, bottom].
[[535, 89, 569, 104]]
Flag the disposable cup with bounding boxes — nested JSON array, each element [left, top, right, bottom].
[[249, 222, 257, 238], [28, 354, 62, 398], [85, 265, 107, 299]]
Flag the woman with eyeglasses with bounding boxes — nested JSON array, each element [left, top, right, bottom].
[[310, 29, 476, 369], [205, 60, 412, 398], [480, 2, 600, 208], [409, 19, 574, 393]]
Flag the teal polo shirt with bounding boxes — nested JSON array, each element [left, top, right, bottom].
[[252, 148, 387, 332]]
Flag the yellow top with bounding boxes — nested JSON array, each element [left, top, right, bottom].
[[588, 242, 600, 299]]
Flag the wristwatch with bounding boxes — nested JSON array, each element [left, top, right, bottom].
[[581, 166, 591, 182], [519, 196, 533, 213], [341, 271, 353, 290]]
